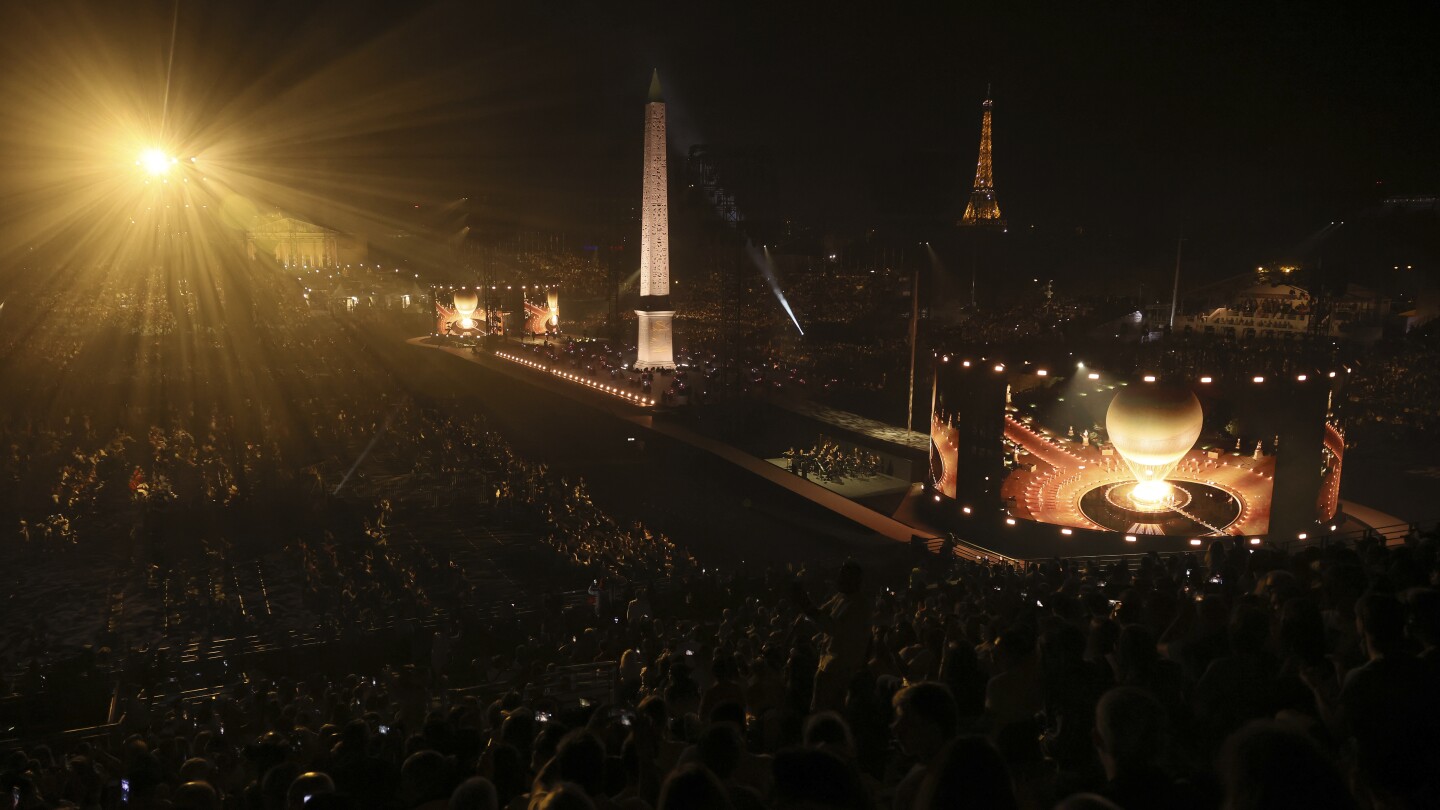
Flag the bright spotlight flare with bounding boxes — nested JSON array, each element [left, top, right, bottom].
[[137, 148, 177, 176], [756, 243, 804, 336], [1105, 384, 1203, 512], [1129, 479, 1174, 506]]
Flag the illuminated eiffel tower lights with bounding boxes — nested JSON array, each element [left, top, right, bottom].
[[960, 89, 1005, 228]]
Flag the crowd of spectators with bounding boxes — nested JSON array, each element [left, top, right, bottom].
[[6, 529, 1440, 810], [1344, 324, 1440, 441], [8, 249, 1440, 810]]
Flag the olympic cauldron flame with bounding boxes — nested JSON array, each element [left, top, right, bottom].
[[1104, 384, 1203, 503]]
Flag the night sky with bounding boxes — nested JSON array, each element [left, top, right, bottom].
[[1, 0, 1436, 280]]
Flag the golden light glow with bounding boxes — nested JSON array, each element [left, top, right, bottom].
[[1131, 480, 1172, 505], [138, 148, 175, 176], [960, 95, 1004, 226], [0, 1, 499, 439]]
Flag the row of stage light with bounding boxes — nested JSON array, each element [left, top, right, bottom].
[[494, 351, 657, 407], [938, 355, 1345, 384], [945, 504, 1340, 546]]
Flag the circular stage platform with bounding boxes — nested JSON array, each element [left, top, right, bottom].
[[1079, 479, 1242, 536]]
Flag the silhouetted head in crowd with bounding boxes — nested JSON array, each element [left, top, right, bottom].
[[178, 757, 216, 786], [994, 623, 1037, 670], [487, 744, 526, 808], [496, 709, 535, 760], [448, 777, 496, 810], [695, 723, 743, 780], [771, 748, 862, 810], [1115, 624, 1160, 683], [1220, 722, 1356, 810], [915, 735, 1018, 810], [637, 695, 668, 731], [247, 733, 293, 780], [803, 712, 856, 760], [709, 702, 746, 729], [401, 750, 451, 807], [658, 764, 732, 810], [890, 682, 958, 761], [531, 723, 569, 774], [1040, 623, 1086, 673], [305, 796, 355, 810], [1093, 687, 1165, 780], [619, 736, 642, 793], [529, 782, 595, 810], [545, 731, 605, 799], [287, 772, 335, 810], [1053, 794, 1122, 810], [837, 560, 863, 596], [337, 720, 368, 752], [1357, 591, 1406, 659], [1229, 603, 1271, 656], [1278, 598, 1326, 666], [1407, 587, 1440, 652], [263, 764, 303, 810], [172, 781, 220, 810]]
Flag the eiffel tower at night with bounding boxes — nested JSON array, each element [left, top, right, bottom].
[[960, 90, 1005, 229]]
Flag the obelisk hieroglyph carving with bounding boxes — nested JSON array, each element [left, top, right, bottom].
[[635, 70, 676, 370]]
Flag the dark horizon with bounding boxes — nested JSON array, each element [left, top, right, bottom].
[[0, 0, 1436, 289]]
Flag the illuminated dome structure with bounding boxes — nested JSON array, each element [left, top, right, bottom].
[[452, 291, 479, 331], [1105, 385, 1203, 510]]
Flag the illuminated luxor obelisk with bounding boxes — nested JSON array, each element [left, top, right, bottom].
[[634, 70, 676, 370]]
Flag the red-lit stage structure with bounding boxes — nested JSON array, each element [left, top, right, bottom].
[[925, 356, 1344, 551]]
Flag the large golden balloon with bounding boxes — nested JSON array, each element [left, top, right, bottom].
[[452, 291, 479, 318], [1105, 384, 1203, 485]]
